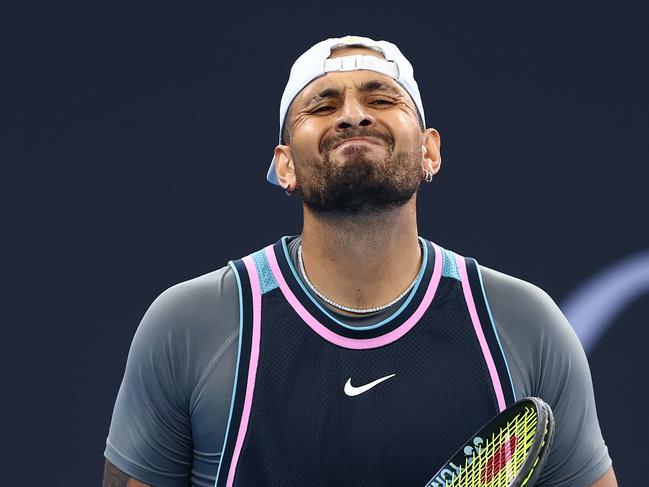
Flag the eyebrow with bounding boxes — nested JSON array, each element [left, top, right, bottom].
[[304, 80, 402, 107], [306, 88, 342, 106], [358, 80, 402, 96]]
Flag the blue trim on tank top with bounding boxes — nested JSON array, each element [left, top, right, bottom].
[[475, 264, 517, 402], [251, 249, 278, 294], [215, 261, 245, 481], [439, 245, 461, 281], [280, 235, 428, 331]]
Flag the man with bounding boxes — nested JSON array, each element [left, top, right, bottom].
[[104, 36, 616, 486]]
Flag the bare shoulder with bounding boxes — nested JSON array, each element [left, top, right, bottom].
[[102, 460, 150, 487]]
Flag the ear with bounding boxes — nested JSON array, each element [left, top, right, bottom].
[[421, 128, 442, 176], [273, 144, 297, 191]]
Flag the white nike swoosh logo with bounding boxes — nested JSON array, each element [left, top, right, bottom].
[[344, 374, 396, 397]]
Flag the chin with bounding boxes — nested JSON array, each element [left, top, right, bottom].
[[297, 147, 421, 214]]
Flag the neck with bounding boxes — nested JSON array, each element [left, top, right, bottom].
[[300, 198, 421, 312]]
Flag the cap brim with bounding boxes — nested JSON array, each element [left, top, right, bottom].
[[266, 156, 280, 186]]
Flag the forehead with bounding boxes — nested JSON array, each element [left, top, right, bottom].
[[293, 70, 409, 111]]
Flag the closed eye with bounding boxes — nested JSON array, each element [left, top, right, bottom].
[[311, 105, 336, 114], [369, 99, 394, 106]]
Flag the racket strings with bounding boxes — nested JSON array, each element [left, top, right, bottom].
[[445, 406, 538, 486]]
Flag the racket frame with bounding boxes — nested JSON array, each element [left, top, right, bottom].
[[423, 397, 555, 487]]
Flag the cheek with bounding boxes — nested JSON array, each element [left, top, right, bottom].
[[292, 122, 327, 159], [393, 126, 422, 150], [390, 110, 422, 144]]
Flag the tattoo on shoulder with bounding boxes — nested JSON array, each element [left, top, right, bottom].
[[102, 460, 132, 487]]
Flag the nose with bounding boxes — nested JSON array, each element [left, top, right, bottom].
[[334, 97, 375, 132]]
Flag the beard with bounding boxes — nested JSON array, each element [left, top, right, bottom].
[[294, 129, 423, 215]]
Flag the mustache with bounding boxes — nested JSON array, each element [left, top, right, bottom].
[[320, 129, 394, 152]]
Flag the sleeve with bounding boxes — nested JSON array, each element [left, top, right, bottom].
[[482, 266, 613, 487], [104, 266, 239, 487]]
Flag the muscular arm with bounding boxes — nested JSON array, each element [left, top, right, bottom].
[[102, 460, 151, 487]]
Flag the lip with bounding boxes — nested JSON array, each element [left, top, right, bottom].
[[333, 137, 381, 150]]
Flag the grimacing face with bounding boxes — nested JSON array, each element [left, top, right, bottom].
[[277, 47, 438, 215]]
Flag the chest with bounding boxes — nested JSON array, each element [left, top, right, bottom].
[[230, 293, 499, 486]]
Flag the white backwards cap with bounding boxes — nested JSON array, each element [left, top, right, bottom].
[[266, 35, 426, 186]]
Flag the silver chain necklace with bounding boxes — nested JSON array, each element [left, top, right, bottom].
[[297, 242, 421, 314]]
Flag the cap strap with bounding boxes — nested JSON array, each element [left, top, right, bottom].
[[323, 55, 399, 79]]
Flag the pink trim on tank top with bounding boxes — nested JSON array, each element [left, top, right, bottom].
[[226, 256, 263, 487], [455, 254, 507, 412], [264, 243, 443, 350]]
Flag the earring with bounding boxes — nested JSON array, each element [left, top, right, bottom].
[[284, 184, 294, 196], [423, 170, 434, 183]]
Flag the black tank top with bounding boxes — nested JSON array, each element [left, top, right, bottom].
[[215, 237, 515, 487]]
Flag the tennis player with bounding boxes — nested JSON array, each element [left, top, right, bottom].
[[103, 36, 617, 486]]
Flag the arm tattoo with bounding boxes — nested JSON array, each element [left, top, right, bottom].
[[102, 460, 132, 487]]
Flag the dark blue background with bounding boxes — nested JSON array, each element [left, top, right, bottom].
[[4, 1, 647, 485]]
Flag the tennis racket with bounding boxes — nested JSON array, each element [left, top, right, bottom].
[[423, 397, 555, 487]]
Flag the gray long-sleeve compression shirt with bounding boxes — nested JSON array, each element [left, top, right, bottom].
[[105, 236, 612, 486]]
